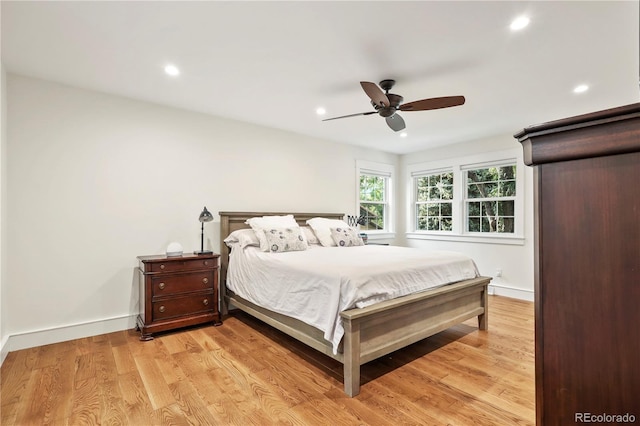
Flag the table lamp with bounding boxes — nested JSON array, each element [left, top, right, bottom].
[[195, 206, 213, 255]]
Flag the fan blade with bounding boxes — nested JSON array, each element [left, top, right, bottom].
[[386, 114, 405, 132], [399, 96, 465, 112], [360, 81, 390, 107], [322, 111, 377, 121]]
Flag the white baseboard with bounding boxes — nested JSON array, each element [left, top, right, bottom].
[[489, 283, 534, 302], [4, 314, 137, 355], [0, 334, 9, 365]]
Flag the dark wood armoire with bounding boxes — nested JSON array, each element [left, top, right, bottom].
[[515, 103, 640, 425]]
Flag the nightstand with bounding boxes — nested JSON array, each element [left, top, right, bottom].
[[136, 253, 221, 340]]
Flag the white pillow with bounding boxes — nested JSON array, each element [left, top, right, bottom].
[[223, 229, 260, 249], [246, 215, 299, 251], [301, 226, 319, 245], [330, 226, 364, 247], [263, 227, 308, 253], [306, 217, 350, 247]]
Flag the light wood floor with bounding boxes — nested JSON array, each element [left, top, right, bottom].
[[1, 296, 534, 425]]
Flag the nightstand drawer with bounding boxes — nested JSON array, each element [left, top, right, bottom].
[[152, 292, 214, 321], [147, 258, 217, 273], [151, 271, 214, 296]]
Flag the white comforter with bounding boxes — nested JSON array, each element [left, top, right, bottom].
[[226, 244, 479, 354]]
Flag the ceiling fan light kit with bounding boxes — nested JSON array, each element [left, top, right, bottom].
[[323, 79, 465, 132]]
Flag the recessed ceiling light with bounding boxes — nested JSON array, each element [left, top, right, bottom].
[[400, 132, 408, 138], [573, 84, 589, 94], [316, 107, 326, 116], [164, 64, 180, 76], [510, 16, 530, 31]]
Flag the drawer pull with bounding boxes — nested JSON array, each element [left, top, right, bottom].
[[158, 282, 166, 290], [160, 264, 165, 270], [203, 299, 209, 306], [204, 260, 209, 266], [202, 277, 209, 285], [159, 305, 166, 313]]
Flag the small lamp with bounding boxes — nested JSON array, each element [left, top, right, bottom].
[[195, 206, 213, 255]]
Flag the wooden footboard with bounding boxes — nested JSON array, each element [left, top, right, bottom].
[[219, 211, 490, 397], [227, 276, 489, 397], [340, 276, 489, 396]]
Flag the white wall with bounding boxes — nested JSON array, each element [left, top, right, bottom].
[[4, 74, 398, 351], [0, 64, 7, 363], [3, 73, 534, 355], [399, 136, 535, 301]]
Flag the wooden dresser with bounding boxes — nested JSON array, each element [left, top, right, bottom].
[[515, 103, 640, 425], [137, 253, 221, 340]]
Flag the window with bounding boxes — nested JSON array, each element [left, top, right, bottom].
[[407, 150, 524, 245], [359, 174, 386, 230], [356, 160, 394, 235], [415, 171, 454, 231], [465, 165, 516, 233]]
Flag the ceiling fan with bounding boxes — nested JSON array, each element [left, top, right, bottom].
[[323, 79, 465, 132]]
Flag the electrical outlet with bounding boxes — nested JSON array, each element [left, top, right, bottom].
[[495, 268, 502, 278]]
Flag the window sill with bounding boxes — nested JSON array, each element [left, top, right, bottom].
[[361, 231, 396, 240], [406, 232, 525, 246]]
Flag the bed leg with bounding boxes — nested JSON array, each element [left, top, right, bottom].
[[343, 319, 361, 397], [478, 285, 489, 330]]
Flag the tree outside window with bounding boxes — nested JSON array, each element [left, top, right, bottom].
[[466, 165, 516, 233], [359, 174, 386, 230], [415, 171, 453, 231]]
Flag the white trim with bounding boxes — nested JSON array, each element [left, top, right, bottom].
[[489, 283, 534, 302], [406, 148, 525, 241], [4, 314, 137, 353], [365, 231, 396, 240], [406, 232, 525, 245], [0, 335, 9, 365], [356, 159, 395, 233]]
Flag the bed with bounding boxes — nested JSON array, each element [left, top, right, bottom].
[[219, 211, 490, 397]]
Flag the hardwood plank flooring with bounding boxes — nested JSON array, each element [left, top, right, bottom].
[[1, 296, 534, 425]]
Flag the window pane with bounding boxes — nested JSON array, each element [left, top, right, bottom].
[[359, 175, 385, 202], [360, 203, 384, 230], [442, 172, 453, 185], [416, 177, 429, 202], [498, 200, 514, 216], [441, 185, 453, 200], [467, 183, 481, 198], [468, 201, 480, 216], [441, 217, 453, 231], [427, 203, 439, 216], [441, 202, 452, 216], [465, 164, 517, 234], [500, 180, 516, 196]]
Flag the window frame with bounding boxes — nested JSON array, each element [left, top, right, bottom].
[[406, 150, 525, 245], [463, 161, 517, 235], [413, 168, 455, 233], [356, 160, 395, 239]]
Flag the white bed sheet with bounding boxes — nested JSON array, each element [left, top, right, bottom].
[[226, 244, 479, 354]]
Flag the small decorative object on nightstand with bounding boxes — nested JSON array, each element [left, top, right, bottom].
[[136, 252, 221, 340], [165, 242, 183, 257], [195, 206, 213, 255]]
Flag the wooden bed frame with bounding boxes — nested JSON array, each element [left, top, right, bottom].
[[219, 211, 490, 397]]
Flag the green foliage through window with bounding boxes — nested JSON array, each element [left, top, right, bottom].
[[359, 174, 386, 230], [466, 165, 516, 233], [415, 172, 453, 231]]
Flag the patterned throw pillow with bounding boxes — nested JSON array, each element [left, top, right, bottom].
[[262, 227, 308, 253], [329, 227, 364, 247]]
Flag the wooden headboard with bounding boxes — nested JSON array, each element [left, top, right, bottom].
[[218, 211, 344, 314]]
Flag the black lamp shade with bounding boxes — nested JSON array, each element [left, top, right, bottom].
[[199, 206, 213, 223], [195, 206, 213, 255]]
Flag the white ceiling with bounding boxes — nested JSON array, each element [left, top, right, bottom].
[[2, 1, 639, 154]]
